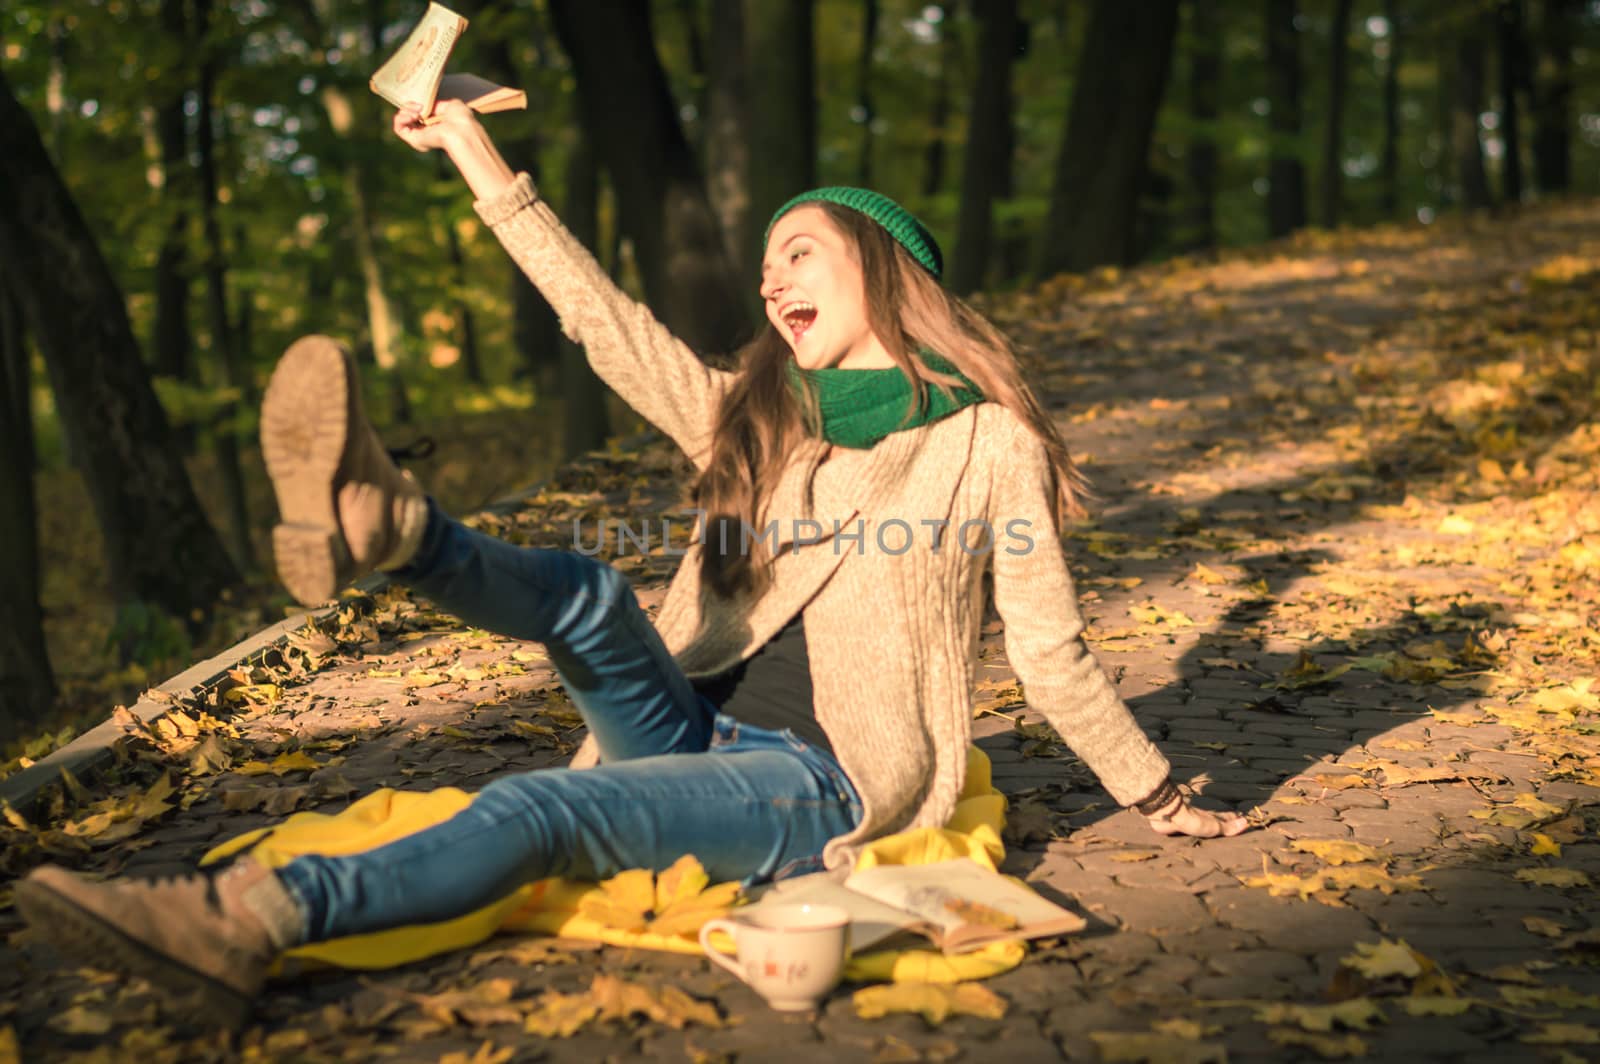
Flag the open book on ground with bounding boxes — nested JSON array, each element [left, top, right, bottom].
[[755, 858, 1086, 955], [369, 2, 527, 122]]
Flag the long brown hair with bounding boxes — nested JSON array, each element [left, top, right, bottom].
[[693, 203, 1088, 598]]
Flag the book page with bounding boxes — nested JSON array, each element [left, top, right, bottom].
[[427, 73, 528, 121], [844, 859, 1085, 952], [750, 874, 929, 953], [369, 2, 468, 113]]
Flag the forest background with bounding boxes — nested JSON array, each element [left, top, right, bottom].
[[0, 0, 1595, 765]]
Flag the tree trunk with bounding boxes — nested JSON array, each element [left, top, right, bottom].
[[676, 0, 710, 139], [855, 0, 880, 186], [1265, 0, 1307, 237], [1530, 0, 1573, 195], [307, 0, 409, 421], [1454, 14, 1494, 209], [196, 0, 254, 571], [151, 0, 192, 385], [322, 85, 412, 421], [548, 0, 751, 356], [921, 3, 956, 198], [0, 68, 240, 623], [1320, 0, 1354, 227], [440, 183, 484, 386], [0, 282, 55, 745], [1496, 0, 1527, 205], [705, 0, 754, 284], [560, 135, 614, 460], [1380, 0, 1402, 216], [1182, 0, 1221, 250], [743, 1, 816, 275], [1034, 0, 1180, 276], [950, 0, 1020, 293]]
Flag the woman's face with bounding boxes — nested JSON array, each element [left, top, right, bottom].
[[760, 206, 892, 370]]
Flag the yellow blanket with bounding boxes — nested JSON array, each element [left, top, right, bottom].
[[203, 746, 1024, 984]]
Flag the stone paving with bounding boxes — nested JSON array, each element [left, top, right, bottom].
[[3, 205, 1599, 1062]]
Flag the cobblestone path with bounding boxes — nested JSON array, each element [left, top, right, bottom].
[[4, 204, 1599, 1062]]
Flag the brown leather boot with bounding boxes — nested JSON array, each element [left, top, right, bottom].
[[15, 859, 300, 1028], [261, 335, 427, 605]]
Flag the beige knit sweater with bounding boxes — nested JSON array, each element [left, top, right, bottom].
[[475, 174, 1171, 869]]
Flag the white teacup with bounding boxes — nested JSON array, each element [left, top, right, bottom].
[[698, 903, 851, 1011]]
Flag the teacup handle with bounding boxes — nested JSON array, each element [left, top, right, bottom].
[[698, 918, 744, 979]]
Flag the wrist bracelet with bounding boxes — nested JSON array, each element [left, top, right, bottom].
[[1133, 778, 1182, 817]]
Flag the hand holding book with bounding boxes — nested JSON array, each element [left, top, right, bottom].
[[370, 2, 527, 123]]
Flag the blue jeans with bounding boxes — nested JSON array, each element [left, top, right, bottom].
[[276, 503, 861, 944]]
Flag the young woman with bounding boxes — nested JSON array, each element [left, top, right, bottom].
[[17, 101, 1248, 1026]]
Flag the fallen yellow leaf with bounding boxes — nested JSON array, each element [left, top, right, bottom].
[[1522, 915, 1566, 937], [1397, 996, 1473, 1017], [1268, 1029, 1367, 1059], [1290, 839, 1387, 866], [853, 982, 1007, 1025], [1528, 833, 1563, 857], [1341, 939, 1423, 980], [1514, 868, 1592, 889], [1254, 998, 1384, 1032], [523, 994, 600, 1038], [1521, 1024, 1600, 1045]]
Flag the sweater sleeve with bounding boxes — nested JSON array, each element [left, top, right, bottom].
[[473, 173, 732, 470], [988, 418, 1171, 806]]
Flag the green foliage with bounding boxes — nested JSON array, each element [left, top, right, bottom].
[[106, 600, 191, 669]]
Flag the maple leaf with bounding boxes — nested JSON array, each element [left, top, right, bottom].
[[1397, 996, 1474, 1017], [1187, 563, 1231, 586], [1254, 998, 1384, 1032], [1243, 871, 1325, 901], [411, 978, 522, 1027], [1129, 601, 1194, 628], [1290, 838, 1387, 866], [1268, 1029, 1367, 1060], [1513, 867, 1592, 889], [235, 750, 325, 777], [1501, 986, 1600, 1010], [187, 733, 234, 775], [523, 992, 600, 1038], [1321, 865, 1426, 895], [577, 856, 741, 937], [1521, 1024, 1600, 1046], [853, 982, 1007, 1025], [565, 974, 724, 1030], [1528, 833, 1563, 857], [1340, 939, 1423, 980], [1271, 652, 1354, 690]]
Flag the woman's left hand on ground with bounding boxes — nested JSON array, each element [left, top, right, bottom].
[[1146, 795, 1251, 838]]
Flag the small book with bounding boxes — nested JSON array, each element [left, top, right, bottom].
[[369, 1, 527, 123], [755, 858, 1086, 955]]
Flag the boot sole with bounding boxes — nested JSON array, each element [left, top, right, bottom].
[[14, 878, 255, 1030], [261, 335, 356, 605]]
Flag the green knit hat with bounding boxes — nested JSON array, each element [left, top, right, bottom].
[[765, 187, 944, 280]]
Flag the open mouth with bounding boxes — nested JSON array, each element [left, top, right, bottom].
[[781, 302, 817, 344]]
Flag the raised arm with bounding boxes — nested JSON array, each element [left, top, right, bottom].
[[393, 101, 731, 469], [987, 414, 1248, 839]]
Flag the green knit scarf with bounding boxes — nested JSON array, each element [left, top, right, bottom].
[[785, 353, 985, 450]]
